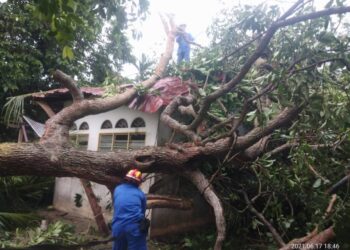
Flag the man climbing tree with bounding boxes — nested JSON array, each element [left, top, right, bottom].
[[176, 24, 194, 64]]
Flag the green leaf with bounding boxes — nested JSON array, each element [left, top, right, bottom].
[[50, 14, 57, 32], [312, 178, 322, 188], [67, 0, 78, 12], [246, 110, 256, 122], [62, 46, 74, 60]]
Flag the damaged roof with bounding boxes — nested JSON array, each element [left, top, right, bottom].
[[32, 77, 190, 113], [32, 87, 105, 99]]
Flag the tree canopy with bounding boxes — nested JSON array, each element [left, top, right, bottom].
[[1, 0, 350, 249], [0, 0, 148, 139]]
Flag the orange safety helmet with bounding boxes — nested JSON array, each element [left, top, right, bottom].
[[125, 169, 142, 184]]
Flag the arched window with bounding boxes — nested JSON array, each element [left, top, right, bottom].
[[79, 122, 89, 130], [70, 123, 77, 131], [101, 120, 112, 129], [115, 119, 128, 128], [131, 117, 145, 128]]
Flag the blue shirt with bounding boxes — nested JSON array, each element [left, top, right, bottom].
[[176, 32, 194, 51], [112, 183, 146, 227]]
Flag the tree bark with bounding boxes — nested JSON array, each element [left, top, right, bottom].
[[35, 99, 109, 236], [0, 104, 302, 186], [80, 179, 109, 235], [146, 194, 193, 209], [183, 170, 226, 250], [280, 227, 335, 250]]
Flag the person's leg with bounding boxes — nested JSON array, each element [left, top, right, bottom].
[[177, 50, 185, 64], [125, 223, 147, 250], [112, 236, 127, 250], [112, 226, 128, 250], [183, 47, 190, 62]]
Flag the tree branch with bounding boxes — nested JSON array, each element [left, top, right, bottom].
[[234, 106, 303, 151], [160, 95, 201, 142], [281, 188, 338, 250], [279, 6, 350, 28], [280, 227, 335, 250], [268, 142, 337, 156], [326, 173, 350, 194], [187, 5, 350, 132], [146, 194, 193, 210], [240, 190, 286, 247], [277, 0, 309, 21], [289, 57, 349, 75], [183, 169, 226, 250], [52, 70, 84, 102]]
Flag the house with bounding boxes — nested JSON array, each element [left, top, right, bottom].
[[23, 77, 213, 237]]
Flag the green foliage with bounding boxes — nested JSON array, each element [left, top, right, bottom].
[[181, 2, 350, 248], [0, 0, 149, 137], [0, 176, 54, 230], [0, 176, 54, 211], [2, 93, 33, 126], [30, 221, 79, 245], [0, 221, 83, 247], [133, 53, 156, 82], [0, 212, 39, 231], [0, 0, 147, 89], [182, 231, 216, 249]]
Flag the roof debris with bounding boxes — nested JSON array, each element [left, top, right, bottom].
[[32, 77, 190, 113]]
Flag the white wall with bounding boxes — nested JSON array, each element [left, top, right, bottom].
[[74, 105, 159, 150], [53, 106, 159, 220]]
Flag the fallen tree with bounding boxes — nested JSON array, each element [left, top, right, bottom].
[[2, 1, 350, 249]]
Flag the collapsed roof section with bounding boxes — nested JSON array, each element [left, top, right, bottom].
[[129, 77, 190, 113], [32, 87, 105, 101], [31, 77, 190, 113]]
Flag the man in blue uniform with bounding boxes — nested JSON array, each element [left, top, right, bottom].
[[112, 169, 147, 250], [176, 24, 194, 64]]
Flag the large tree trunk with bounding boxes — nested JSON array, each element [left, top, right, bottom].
[[0, 104, 301, 185]]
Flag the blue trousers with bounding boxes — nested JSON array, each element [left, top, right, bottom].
[[112, 223, 147, 250], [177, 48, 190, 64]]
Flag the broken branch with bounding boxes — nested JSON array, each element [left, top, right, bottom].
[[53, 70, 84, 102], [183, 169, 226, 250], [240, 190, 286, 247]]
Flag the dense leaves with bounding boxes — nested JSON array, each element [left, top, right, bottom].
[[178, 2, 350, 248], [0, 221, 82, 247], [0, 0, 148, 139], [0, 176, 54, 230], [0, 0, 148, 239]]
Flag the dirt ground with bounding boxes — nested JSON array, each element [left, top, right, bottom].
[[37, 208, 98, 235], [36, 208, 175, 250]]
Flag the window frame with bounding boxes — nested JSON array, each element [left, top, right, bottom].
[[79, 122, 89, 130], [131, 117, 146, 128], [69, 131, 89, 150], [101, 120, 113, 129], [115, 119, 129, 128], [98, 131, 146, 151]]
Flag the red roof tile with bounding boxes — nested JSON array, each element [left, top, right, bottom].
[[32, 77, 190, 113]]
